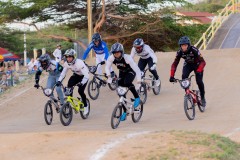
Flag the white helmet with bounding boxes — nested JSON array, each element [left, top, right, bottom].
[[64, 49, 76, 65]]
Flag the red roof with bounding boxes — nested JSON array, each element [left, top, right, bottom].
[[0, 48, 9, 54], [178, 12, 215, 17], [194, 17, 212, 24]]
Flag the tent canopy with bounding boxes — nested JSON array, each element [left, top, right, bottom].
[[0, 48, 20, 61]]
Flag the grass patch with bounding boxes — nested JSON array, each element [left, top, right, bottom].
[[203, 134, 240, 160]]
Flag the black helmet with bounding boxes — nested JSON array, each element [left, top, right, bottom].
[[39, 54, 51, 70], [133, 38, 144, 53], [92, 33, 102, 45], [178, 36, 191, 46], [64, 49, 76, 65], [110, 42, 124, 61]]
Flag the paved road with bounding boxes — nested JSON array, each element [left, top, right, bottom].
[[207, 13, 240, 49]]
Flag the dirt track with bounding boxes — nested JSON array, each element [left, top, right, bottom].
[[1, 48, 240, 160]]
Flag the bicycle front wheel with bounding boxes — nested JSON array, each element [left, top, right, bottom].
[[111, 103, 123, 129], [108, 75, 118, 90], [60, 102, 73, 126], [80, 99, 90, 119], [138, 83, 147, 104], [44, 100, 53, 125], [132, 101, 144, 123], [184, 94, 195, 120], [152, 77, 161, 95], [88, 79, 100, 100]]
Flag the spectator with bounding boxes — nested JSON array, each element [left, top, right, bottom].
[[27, 58, 35, 74], [6, 65, 13, 86], [0, 73, 8, 93], [52, 44, 62, 63]]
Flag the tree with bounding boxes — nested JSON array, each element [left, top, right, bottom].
[[0, 0, 209, 52]]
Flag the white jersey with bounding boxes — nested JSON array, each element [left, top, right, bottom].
[[58, 59, 89, 83], [130, 44, 157, 63], [33, 59, 40, 68], [106, 54, 141, 82], [53, 48, 62, 62]]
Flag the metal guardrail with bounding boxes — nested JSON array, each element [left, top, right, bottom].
[[194, 0, 240, 50]]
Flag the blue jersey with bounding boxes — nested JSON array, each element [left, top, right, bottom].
[[82, 41, 109, 60]]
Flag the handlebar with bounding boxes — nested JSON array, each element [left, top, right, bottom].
[[86, 61, 105, 74], [174, 75, 195, 83]]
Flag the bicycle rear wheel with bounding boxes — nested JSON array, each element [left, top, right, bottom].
[[184, 94, 195, 120], [44, 100, 53, 125], [132, 101, 144, 123], [60, 102, 73, 126], [80, 99, 90, 119], [88, 79, 100, 100], [138, 83, 147, 104], [108, 75, 118, 90], [111, 103, 123, 129], [196, 90, 205, 112], [152, 77, 161, 95]]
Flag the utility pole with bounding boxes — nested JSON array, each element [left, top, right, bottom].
[[23, 31, 27, 66], [87, 0, 93, 58]]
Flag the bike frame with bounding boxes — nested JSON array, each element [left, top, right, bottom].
[[142, 76, 154, 89], [92, 74, 107, 85], [40, 84, 62, 109], [185, 89, 198, 104], [175, 75, 200, 105], [141, 68, 155, 89], [118, 88, 141, 115], [65, 96, 84, 112]]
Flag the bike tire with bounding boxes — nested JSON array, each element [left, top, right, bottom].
[[111, 103, 123, 129], [60, 102, 73, 126], [80, 99, 90, 119], [152, 77, 161, 95], [184, 94, 195, 120], [138, 83, 147, 104], [196, 90, 205, 112], [44, 100, 53, 125], [108, 75, 118, 90], [87, 79, 100, 100], [131, 101, 144, 123]]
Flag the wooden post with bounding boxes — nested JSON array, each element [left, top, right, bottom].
[[33, 48, 37, 60], [87, 0, 93, 59], [15, 60, 19, 72], [42, 48, 46, 55], [203, 33, 206, 50]]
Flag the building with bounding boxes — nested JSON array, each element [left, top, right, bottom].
[[176, 11, 215, 25]]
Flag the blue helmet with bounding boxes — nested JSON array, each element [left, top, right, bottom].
[[133, 38, 144, 53], [178, 36, 191, 46], [92, 33, 102, 44], [110, 42, 124, 61]]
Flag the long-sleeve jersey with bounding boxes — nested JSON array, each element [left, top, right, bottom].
[[53, 48, 62, 62], [58, 59, 89, 84], [35, 60, 62, 84], [130, 44, 157, 63], [170, 46, 206, 77], [106, 54, 141, 82], [82, 41, 109, 60]]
